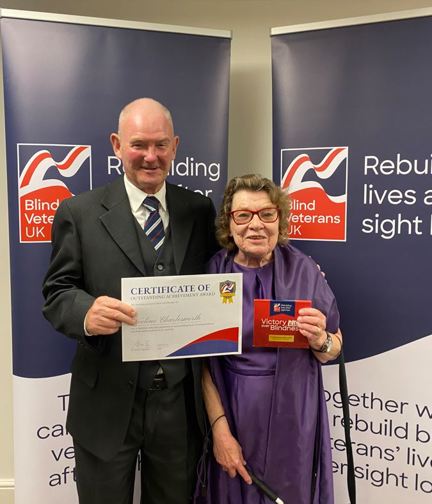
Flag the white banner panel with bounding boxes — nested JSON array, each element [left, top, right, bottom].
[[2, 9, 231, 503], [272, 9, 432, 503]]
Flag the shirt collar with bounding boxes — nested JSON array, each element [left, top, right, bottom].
[[123, 174, 167, 213]]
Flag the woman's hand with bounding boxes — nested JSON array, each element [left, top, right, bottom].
[[202, 364, 252, 484], [212, 418, 252, 484], [297, 307, 342, 362], [297, 307, 328, 350]]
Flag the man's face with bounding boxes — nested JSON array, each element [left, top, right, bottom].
[[111, 103, 179, 194]]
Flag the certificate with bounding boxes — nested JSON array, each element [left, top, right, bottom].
[[121, 273, 242, 361]]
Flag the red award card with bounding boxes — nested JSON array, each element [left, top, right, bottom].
[[253, 299, 311, 348]]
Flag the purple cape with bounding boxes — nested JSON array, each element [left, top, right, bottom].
[[203, 244, 339, 504]]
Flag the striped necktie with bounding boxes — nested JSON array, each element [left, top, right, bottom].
[[143, 196, 165, 251]]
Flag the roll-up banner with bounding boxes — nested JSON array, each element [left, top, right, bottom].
[[1, 9, 230, 502], [272, 8, 432, 503]]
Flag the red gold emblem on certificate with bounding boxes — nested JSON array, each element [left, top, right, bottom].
[[219, 280, 236, 304]]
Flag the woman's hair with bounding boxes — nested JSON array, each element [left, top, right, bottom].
[[216, 174, 290, 250]]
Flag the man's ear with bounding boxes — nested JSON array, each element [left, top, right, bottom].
[[110, 133, 121, 157], [172, 135, 180, 156]]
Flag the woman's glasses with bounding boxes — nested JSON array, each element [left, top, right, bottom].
[[230, 207, 280, 225]]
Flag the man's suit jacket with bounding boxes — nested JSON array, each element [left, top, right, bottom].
[[43, 177, 217, 460]]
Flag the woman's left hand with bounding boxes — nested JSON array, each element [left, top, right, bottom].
[[297, 307, 328, 351]]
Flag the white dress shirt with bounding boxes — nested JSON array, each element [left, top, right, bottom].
[[123, 174, 169, 230]]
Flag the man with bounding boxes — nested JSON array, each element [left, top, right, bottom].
[[43, 98, 218, 503]]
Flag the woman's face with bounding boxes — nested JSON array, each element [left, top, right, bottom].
[[229, 190, 280, 266]]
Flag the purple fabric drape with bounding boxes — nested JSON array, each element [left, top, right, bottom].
[[203, 244, 339, 504]]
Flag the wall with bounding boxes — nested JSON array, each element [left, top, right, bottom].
[[1, 1, 431, 502]]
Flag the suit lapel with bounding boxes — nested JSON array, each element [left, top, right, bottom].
[[99, 177, 146, 275], [166, 183, 194, 274]]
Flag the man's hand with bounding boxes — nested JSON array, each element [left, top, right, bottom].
[[85, 296, 136, 336]]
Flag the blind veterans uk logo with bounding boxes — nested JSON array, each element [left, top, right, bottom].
[[17, 144, 92, 243], [281, 147, 348, 241]]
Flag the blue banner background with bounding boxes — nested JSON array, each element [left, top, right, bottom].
[[2, 16, 230, 378], [272, 16, 432, 362]]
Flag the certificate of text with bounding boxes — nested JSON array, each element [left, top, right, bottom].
[[121, 273, 242, 361]]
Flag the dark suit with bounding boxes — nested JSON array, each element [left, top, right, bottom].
[[43, 176, 217, 502]]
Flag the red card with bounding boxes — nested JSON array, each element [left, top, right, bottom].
[[253, 299, 311, 348]]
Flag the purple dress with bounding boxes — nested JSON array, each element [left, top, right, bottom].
[[205, 244, 339, 504]]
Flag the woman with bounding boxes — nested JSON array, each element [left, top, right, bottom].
[[202, 174, 342, 503]]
